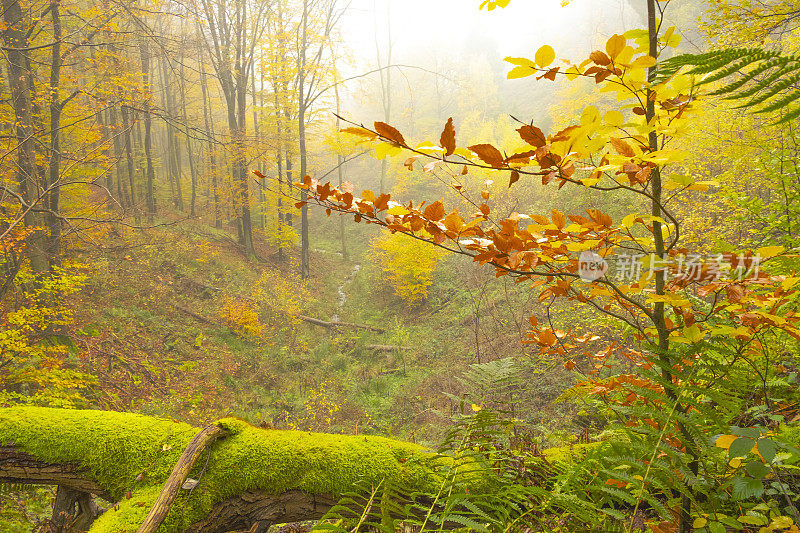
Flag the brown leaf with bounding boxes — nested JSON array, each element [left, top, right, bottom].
[[509, 170, 520, 187], [468, 144, 505, 168], [403, 157, 418, 170], [590, 50, 611, 65], [517, 125, 547, 147], [440, 117, 456, 156], [551, 208, 566, 230], [461, 165, 469, 175], [726, 284, 746, 303], [444, 210, 464, 233], [374, 122, 406, 145], [424, 200, 445, 221], [609, 137, 636, 157], [540, 67, 560, 81], [481, 190, 490, 200]]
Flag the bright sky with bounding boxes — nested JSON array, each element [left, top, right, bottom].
[[339, 0, 643, 69]]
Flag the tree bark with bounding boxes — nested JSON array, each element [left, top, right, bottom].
[[2, 0, 48, 273], [137, 424, 228, 533]]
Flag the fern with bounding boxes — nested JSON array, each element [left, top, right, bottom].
[[657, 47, 800, 123]]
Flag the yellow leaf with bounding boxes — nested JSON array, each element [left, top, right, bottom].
[[692, 517, 707, 528], [375, 142, 402, 160], [683, 324, 704, 343], [604, 110, 625, 127], [387, 206, 410, 216], [621, 213, 637, 229], [757, 245, 784, 259], [535, 45, 555, 68], [581, 106, 601, 126], [716, 434, 737, 450], [606, 34, 626, 59], [471, 404, 482, 412], [772, 517, 794, 529], [631, 55, 656, 68]]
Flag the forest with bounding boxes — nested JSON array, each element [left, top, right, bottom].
[[1, 0, 800, 531]]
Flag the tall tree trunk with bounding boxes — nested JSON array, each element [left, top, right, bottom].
[[140, 40, 156, 220], [47, 1, 63, 267], [3, 0, 48, 273], [160, 58, 183, 211], [109, 106, 130, 208], [180, 56, 198, 218], [199, 51, 221, 228], [298, 0, 310, 279], [334, 72, 347, 260], [121, 104, 136, 209]]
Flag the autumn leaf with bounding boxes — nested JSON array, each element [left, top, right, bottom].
[[590, 50, 611, 66], [374, 121, 406, 145], [468, 143, 505, 168], [440, 117, 456, 157], [552, 208, 566, 230], [517, 125, 547, 147], [610, 137, 636, 157], [509, 170, 520, 187], [340, 126, 377, 138], [424, 200, 445, 221], [564, 359, 576, 371], [605, 34, 626, 60], [535, 45, 555, 68]]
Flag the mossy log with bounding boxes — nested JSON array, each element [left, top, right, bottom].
[[0, 407, 442, 533]]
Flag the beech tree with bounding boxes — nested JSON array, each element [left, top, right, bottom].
[[297, 1, 800, 530]]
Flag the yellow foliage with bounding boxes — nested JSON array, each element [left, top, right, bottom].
[[372, 229, 446, 305], [218, 298, 263, 339]]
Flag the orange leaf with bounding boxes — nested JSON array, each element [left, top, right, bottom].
[[516, 125, 547, 147], [461, 165, 469, 175], [590, 50, 611, 65], [609, 137, 636, 157], [468, 144, 505, 168], [444, 210, 464, 233], [424, 200, 445, 221], [564, 359, 576, 371], [403, 157, 418, 170], [440, 117, 456, 157], [374, 121, 406, 145], [551, 208, 566, 230], [509, 170, 520, 187]]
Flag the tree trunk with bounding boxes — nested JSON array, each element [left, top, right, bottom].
[[199, 50, 221, 229], [140, 39, 156, 220], [2, 0, 47, 273], [47, 1, 63, 268]]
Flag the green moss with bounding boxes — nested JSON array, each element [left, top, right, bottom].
[[0, 407, 442, 533]]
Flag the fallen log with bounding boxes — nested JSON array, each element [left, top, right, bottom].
[[0, 407, 448, 533], [365, 344, 412, 352], [296, 314, 385, 333], [137, 424, 229, 533]]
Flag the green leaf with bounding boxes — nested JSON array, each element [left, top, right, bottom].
[[729, 437, 754, 459], [708, 522, 727, 533], [731, 477, 764, 500], [745, 460, 770, 479], [756, 438, 777, 463]]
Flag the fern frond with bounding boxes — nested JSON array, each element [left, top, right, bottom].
[[658, 47, 800, 123]]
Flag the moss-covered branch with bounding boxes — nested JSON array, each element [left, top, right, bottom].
[[0, 407, 442, 532]]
